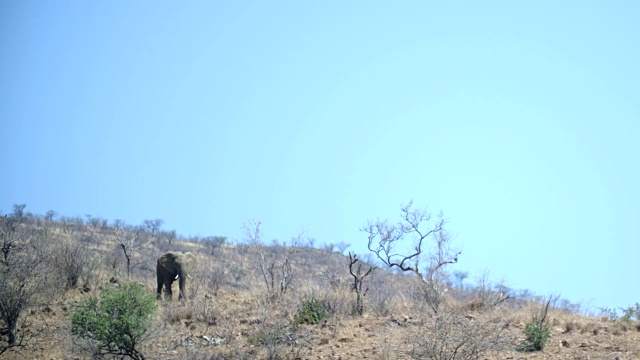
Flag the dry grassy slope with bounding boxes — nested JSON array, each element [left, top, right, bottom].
[[3, 220, 639, 359]]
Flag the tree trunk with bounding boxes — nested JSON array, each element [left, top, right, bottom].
[[7, 318, 17, 345]]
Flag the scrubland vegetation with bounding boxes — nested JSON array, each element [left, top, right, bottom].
[[1, 203, 639, 359]]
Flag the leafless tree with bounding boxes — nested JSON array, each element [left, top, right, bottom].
[[336, 241, 351, 254], [348, 252, 375, 315], [468, 270, 512, 311], [244, 220, 297, 297], [44, 210, 57, 222], [11, 204, 25, 219], [114, 226, 152, 280], [1, 214, 24, 263], [0, 208, 55, 354], [162, 229, 177, 246], [363, 201, 460, 314], [143, 219, 164, 236]]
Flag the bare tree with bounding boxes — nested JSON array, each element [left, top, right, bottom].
[[12, 204, 26, 219], [466, 270, 512, 311], [0, 208, 55, 354], [44, 210, 57, 222], [244, 220, 297, 297], [143, 219, 164, 236], [336, 241, 351, 254], [348, 252, 375, 316], [1, 214, 24, 263], [162, 229, 177, 246], [363, 201, 460, 314], [244, 220, 274, 294], [203, 236, 226, 256], [114, 226, 152, 280]]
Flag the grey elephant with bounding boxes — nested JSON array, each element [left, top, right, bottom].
[[156, 251, 197, 301]]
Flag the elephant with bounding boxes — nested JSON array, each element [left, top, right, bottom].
[[156, 251, 197, 301]]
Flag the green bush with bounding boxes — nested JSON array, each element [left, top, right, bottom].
[[620, 303, 640, 323], [294, 297, 329, 325], [517, 321, 551, 352], [517, 298, 552, 352], [71, 282, 157, 360]]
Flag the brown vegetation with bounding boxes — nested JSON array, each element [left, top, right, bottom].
[[1, 207, 638, 359]]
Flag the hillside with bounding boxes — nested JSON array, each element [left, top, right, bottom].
[[1, 212, 638, 359]]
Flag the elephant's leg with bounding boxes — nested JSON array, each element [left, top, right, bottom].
[[164, 280, 173, 301], [178, 277, 186, 300], [157, 273, 163, 300]]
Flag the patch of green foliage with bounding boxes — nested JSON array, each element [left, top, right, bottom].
[[517, 298, 552, 352], [294, 297, 329, 325], [620, 303, 640, 323], [71, 282, 157, 360], [517, 321, 551, 352], [601, 303, 640, 332]]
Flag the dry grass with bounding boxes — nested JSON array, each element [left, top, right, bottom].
[[2, 218, 639, 359]]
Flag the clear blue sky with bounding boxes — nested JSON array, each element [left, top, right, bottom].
[[1, 1, 638, 310]]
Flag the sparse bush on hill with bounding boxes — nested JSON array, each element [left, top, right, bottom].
[[50, 238, 90, 289], [294, 296, 330, 325], [411, 309, 512, 360], [367, 274, 397, 316], [71, 282, 157, 360], [203, 235, 227, 256], [517, 297, 552, 352], [599, 302, 640, 333], [621, 303, 640, 325], [244, 220, 297, 297]]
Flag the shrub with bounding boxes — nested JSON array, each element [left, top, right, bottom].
[[518, 321, 551, 352], [294, 297, 329, 325], [517, 298, 552, 352], [620, 303, 640, 323], [411, 310, 512, 360], [71, 282, 157, 360], [0, 211, 56, 353], [51, 240, 89, 289]]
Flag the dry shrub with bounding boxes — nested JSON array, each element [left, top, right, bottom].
[[183, 347, 252, 360], [163, 304, 195, 325], [367, 275, 398, 317], [238, 293, 312, 360], [563, 319, 579, 333], [411, 308, 513, 359], [612, 321, 628, 335], [248, 316, 311, 360], [189, 261, 227, 300], [50, 240, 90, 290], [161, 298, 218, 325], [191, 298, 220, 324]]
